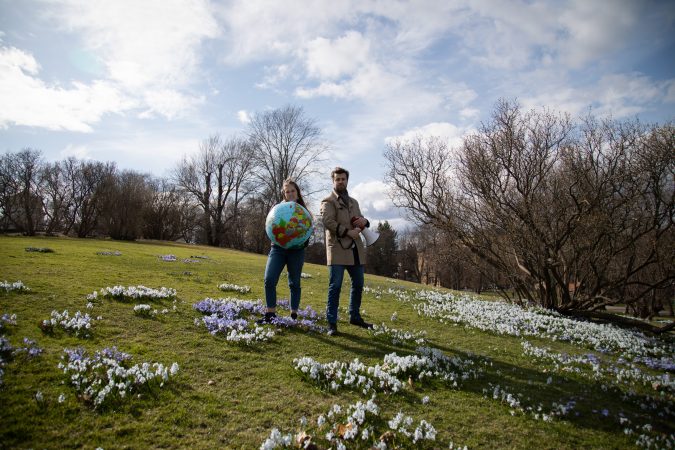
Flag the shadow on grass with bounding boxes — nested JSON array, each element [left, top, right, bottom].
[[294, 331, 674, 438], [431, 340, 674, 436]]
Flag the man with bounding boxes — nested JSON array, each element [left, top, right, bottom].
[[321, 166, 374, 336]]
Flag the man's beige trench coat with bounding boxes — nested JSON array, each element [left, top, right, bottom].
[[320, 191, 367, 266]]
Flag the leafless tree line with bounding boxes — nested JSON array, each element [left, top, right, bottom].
[[0, 105, 327, 253], [384, 100, 674, 327]]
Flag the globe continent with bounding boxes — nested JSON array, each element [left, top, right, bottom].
[[265, 201, 314, 249]]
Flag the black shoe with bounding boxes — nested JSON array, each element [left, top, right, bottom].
[[290, 312, 298, 320], [256, 312, 276, 325], [327, 322, 338, 336], [349, 317, 373, 329]]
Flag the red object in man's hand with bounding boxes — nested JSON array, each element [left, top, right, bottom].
[[351, 216, 364, 229]]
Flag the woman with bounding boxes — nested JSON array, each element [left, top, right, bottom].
[[258, 179, 310, 324]]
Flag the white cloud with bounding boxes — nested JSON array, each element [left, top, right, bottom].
[[43, 0, 219, 118], [386, 122, 473, 151], [48, 0, 219, 86], [83, 133, 202, 176], [349, 180, 414, 232], [666, 81, 675, 103], [595, 73, 674, 116], [521, 73, 675, 119], [1, 45, 40, 74], [350, 180, 398, 220], [460, 108, 480, 120], [255, 64, 291, 89], [441, 81, 478, 109], [216, 1, 354, 64], [0, 45, 134, 131], [59, 144, 91, 159], [304, 31, 371, 80], [237, 109, 251, 124], [556, 0, 640, 68], [424, 0, 653, 71], [138, 89, 205, 120]]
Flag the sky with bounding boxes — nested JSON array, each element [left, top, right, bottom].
[[1, 0, 674, 231]]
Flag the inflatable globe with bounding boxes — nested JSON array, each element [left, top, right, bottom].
[[265, 201, 313, 249]]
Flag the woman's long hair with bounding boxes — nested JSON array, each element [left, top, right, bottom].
[[282, 178, 307, 209]]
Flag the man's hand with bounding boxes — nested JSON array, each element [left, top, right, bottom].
[[352, 217, 368, 229], [347, 228, 361, 239]]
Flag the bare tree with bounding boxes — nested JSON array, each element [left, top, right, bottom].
[[41, 161, 71, 235], [174, 135, 219, 245], [0, 148, 45, 235], [0, 152, 20, 231], [100, 170, 153, 240], [220, 139, 256, 248], [173, 135, 255, 247], [143, 177, 198, 242], [65, 160, 116, 238], [248, 105, 327, 202], [384, 100, 674, 331], [239, 193, 271, 254]]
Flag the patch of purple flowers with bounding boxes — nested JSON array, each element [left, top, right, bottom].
[[101, 346, 133, 363], [193, 297, 265, 318], [0, 336, 13, 358], [0, 313, 17, 330], [276, 299, 320, 321], [632, 356, 675, 372], [200, 315, 249, 335], [14, 337, 43, 357], [270, 316, 326, 333], [193, 297, 326, 340]]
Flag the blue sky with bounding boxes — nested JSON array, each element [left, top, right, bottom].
[[1, 0, 674, 230]]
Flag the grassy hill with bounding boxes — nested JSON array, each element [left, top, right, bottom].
[[0, 235, 672, 449]]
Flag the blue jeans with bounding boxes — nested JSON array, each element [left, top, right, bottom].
[[264, 245, 305, 311], [326, 264, 364, 324]]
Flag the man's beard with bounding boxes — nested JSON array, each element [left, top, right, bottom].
[[335, 185, 347, 193]]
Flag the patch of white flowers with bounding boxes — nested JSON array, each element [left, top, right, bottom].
[[91, 285, 177, 301], [218, 283, 251, 294], [369, 323, 426, 346], [483, 382, 577, 422], [300, 272, 312, 279], [224, 325, 276, 345], [521, 341, 675, 395], [40, 310, 95, 337], [133, 304, 155, 317], [294, 356, 402, 394], [294, 347, 483, 395], [260, 397, 455, 450], [413, 290, 672, 358], [0, 281, 30, 293], [364, 285, 414, 303], [57, 347, 179, 409]]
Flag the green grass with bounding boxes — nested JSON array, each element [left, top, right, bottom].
[[0, 235, 671, 449]]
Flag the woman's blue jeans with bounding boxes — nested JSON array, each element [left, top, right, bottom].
[[326, 264, 364, 324], [264, 245, 305, 311]]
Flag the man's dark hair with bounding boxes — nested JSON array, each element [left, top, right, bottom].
[[331, 166, 349, 180]]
